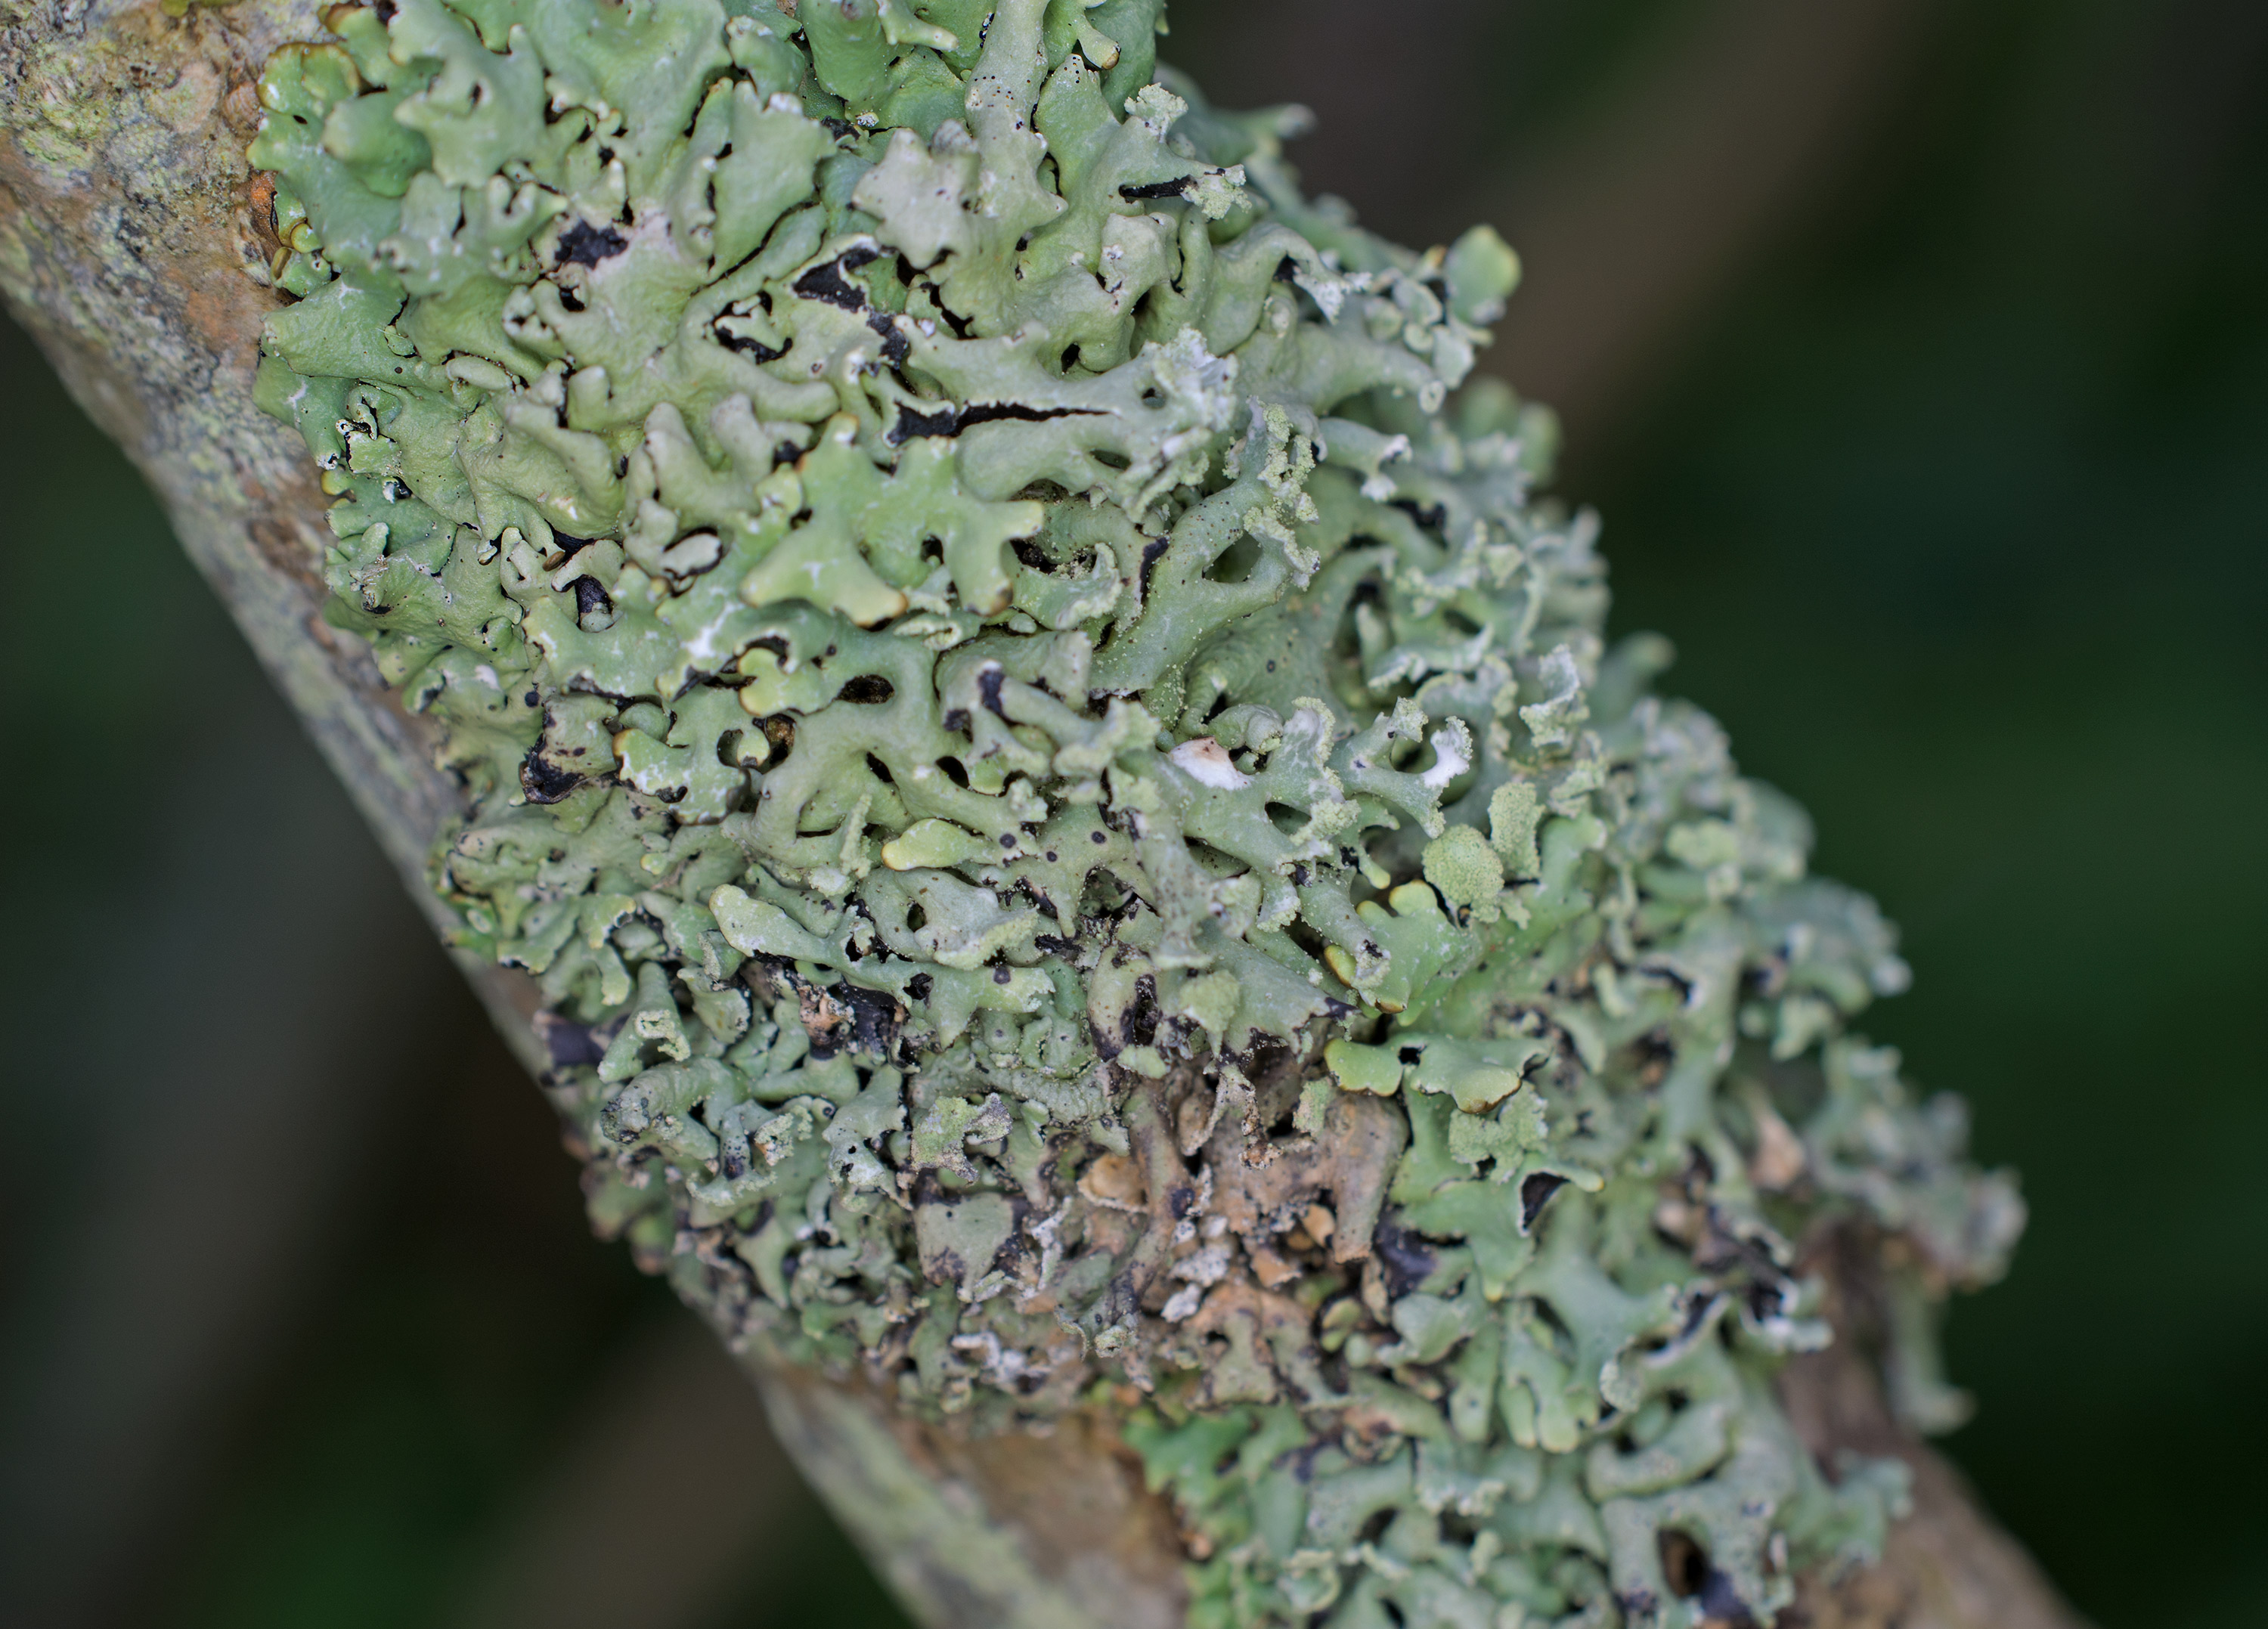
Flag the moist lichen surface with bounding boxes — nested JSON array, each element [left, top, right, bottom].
[[248, 3, 2024, 1623]]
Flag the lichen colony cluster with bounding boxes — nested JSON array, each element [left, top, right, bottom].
[[246, 2, 2022, 1622]]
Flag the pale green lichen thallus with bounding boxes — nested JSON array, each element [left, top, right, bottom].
[[247, 2, 2022, 1623]]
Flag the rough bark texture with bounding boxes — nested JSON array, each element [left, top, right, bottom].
[[0, 5, 2087, 1627]]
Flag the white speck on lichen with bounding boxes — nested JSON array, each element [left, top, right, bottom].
[[1170, 736, 1249, 789]]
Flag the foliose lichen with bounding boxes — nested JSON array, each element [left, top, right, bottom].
[[246, 3, 2024, 1622]]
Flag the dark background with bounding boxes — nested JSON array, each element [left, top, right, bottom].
[[5, 1, 2263, 1624]]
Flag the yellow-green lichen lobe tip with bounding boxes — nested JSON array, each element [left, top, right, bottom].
[[1421, 824, 1503, 909]]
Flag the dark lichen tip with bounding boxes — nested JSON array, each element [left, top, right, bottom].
[[249, 3, 2022, 1622]]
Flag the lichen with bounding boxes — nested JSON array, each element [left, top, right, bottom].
[[246, 4, 2023, 1623]]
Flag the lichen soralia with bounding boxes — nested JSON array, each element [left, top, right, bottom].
[[246, 2, 2024, 1622]]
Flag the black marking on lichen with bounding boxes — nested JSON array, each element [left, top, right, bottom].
[[555, 220, 628, 267], [792, 244, 882, 310], [520, 746, 584, 804], [886, 398, 1102, 446], [1372, 1218, 1437, 1298]]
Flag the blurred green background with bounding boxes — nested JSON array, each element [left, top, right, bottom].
[[3, 1, 2263, 1624]]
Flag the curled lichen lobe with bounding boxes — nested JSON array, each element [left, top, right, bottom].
[[249, 3, 2021, 1623]]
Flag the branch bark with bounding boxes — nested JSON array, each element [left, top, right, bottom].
[[0, 6, 2086, 1627]]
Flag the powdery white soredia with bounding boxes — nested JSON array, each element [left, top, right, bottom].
[[247, 2, 2024, 1623]]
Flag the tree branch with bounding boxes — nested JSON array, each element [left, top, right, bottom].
[[0, 5, 2085, 1626]]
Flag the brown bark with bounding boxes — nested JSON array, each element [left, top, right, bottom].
[[0, 5, 2087, 1626], [1778, 1340, 2084, 1629], [1774, 1237, 2087, 1629]]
